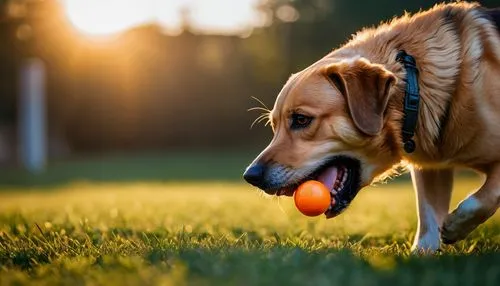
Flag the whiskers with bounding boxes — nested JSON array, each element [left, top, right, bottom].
[[248, 96, 272, 129]]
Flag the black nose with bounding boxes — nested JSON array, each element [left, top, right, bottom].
[[243, 163, 266, 188]]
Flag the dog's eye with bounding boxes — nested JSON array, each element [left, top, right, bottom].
[[290, 113, 313, 130]]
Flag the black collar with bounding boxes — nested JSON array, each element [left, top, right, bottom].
[[396, 50, 420, 154]]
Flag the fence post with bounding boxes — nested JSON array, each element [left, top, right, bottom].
[[18, 58, 47, 173]]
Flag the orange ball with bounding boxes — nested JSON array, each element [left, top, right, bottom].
[[294, 180, 333, 217]]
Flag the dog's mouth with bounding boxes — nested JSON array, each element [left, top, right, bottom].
[[275, 156, 361, 218]]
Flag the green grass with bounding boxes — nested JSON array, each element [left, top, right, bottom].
[[0, 177, 499, 285], [0, 151, 258, 188]]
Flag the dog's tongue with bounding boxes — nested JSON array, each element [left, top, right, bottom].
[[316, 166, 338, 190]]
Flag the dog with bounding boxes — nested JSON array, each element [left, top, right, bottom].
[[243, 2, 500, 253]]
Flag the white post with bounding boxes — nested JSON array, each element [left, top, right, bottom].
[[18, 58, 47, 173]]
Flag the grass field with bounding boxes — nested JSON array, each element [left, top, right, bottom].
[[1, 172, 499, 285]]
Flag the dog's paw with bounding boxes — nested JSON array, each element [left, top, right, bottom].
[[441, 218, 465, 244], [411, 229, 441, 254], [441, 196, 488, 244]]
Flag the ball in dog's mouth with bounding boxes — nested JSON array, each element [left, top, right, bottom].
[[276, 156, 361, 218]]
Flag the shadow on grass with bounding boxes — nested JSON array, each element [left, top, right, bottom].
[[144, 247, 500, 286]]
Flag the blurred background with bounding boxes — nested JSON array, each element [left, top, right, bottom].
[[0, 0, 498, 186]]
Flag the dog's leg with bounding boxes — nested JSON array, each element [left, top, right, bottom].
[[441, 166, 500, 244], [411, 167, 453, 253]]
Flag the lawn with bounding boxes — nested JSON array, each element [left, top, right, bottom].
[[0, 174, 499, 285]]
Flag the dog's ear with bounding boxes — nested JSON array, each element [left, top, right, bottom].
[[322, 59, 396, 136]]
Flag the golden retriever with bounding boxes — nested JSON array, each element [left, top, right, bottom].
[[243, 2, 500, 253]]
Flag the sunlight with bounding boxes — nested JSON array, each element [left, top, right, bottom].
[[63, 0, 150, 36], [189, 0, 261, 35], [62, 0, 261, 37]]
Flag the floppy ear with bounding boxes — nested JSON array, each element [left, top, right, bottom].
[[323, 60, 396, 136]]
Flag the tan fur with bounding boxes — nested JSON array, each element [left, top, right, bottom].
[[332, 1, 500, 167], [249, 2, 500, 252]]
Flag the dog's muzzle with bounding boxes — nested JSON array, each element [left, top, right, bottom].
[[243, 162, 267, 189], [243, 156, 363, 218], [243, 162, 293, 194]]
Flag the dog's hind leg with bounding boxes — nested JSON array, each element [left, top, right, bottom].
[[411, 167, 454, 253], [441, 165, 500, 244]]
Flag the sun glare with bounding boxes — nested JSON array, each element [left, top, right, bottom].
[[62, 0, 261, 37], [189, 0, 261, 35], [64, 0, 149, 36]]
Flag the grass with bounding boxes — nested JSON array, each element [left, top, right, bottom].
[[0, 176, 499, 285], [0, 151, 257, 187]]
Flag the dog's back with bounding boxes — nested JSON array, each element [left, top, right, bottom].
[[482, 7, 500, 31]]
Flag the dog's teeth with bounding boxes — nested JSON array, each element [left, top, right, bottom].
[[341, 170, 348, 184]]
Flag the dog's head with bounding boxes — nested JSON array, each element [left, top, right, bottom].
[[244, 57, 402, 218]]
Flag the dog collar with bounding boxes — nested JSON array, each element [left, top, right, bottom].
[[396, 50, 420, 154]]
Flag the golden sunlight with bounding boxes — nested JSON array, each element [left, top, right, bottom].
[[63, 0, 150, 36], [62, 0, 262, 37]]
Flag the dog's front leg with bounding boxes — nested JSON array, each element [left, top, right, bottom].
[[411, 167, 454, 253]]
